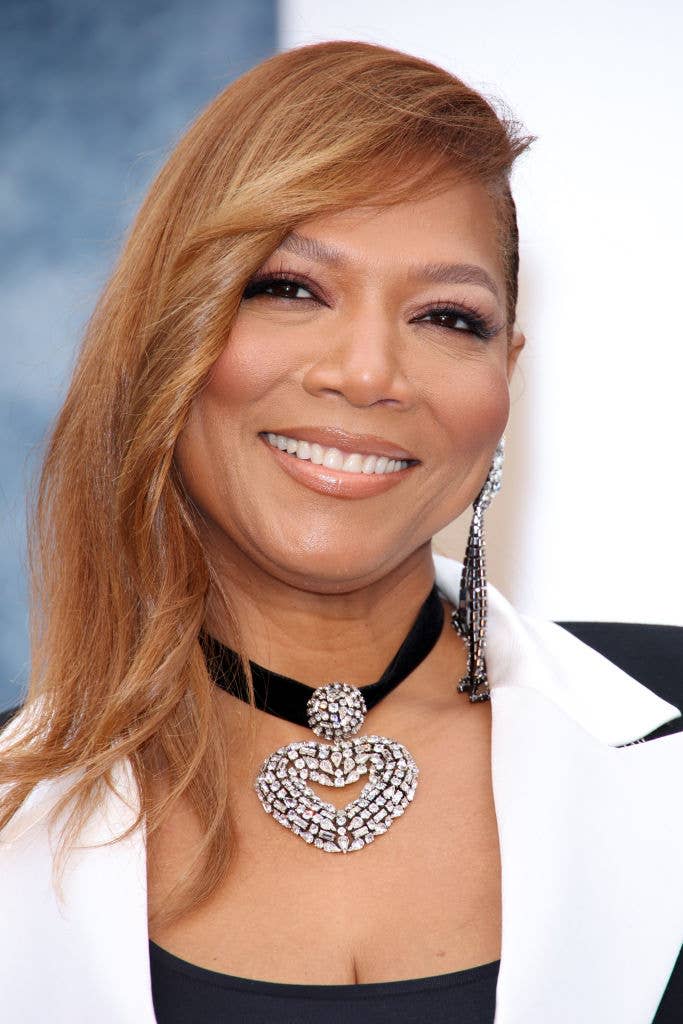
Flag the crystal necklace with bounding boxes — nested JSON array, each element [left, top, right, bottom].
[[201, 585, 444, 854]]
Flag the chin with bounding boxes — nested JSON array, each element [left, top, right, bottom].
[[255, 539, 406, 593]]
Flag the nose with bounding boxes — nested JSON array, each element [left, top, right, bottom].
[[301, 309, 416, 409]]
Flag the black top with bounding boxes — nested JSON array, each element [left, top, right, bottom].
[[149, 941, 500, 1023], [1, 622, 681, 1022]]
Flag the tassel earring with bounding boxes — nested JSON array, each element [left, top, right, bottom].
[[451, 437, 506, 703]]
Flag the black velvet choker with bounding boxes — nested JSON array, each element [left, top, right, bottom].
[[200, 583, 444, 728]]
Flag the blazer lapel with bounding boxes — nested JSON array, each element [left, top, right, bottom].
[[489, 686, 682, 1024], [434, 554, 683, 1024], [0, 755, 156, 1023]]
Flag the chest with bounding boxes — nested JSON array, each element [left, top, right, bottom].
[[147, 700, 501, 984]]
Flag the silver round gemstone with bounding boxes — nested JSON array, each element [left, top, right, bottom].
[[307, 682, 367, 739]]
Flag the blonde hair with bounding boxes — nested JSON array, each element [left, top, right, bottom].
[[0, 40, 534, 929]]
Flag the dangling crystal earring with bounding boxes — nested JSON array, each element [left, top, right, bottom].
[[451, 436, 505, 703]]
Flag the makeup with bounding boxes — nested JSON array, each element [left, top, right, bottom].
[[260, 434, 417, 499]]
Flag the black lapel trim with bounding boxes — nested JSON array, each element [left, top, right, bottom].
[[556, 622, 683, 744]]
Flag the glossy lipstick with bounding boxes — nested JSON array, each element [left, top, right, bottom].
[[259, 433, 417, 499], [263, 426, 417, 462]]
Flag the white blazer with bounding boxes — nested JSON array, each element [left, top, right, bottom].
[[1, 553, 681, 1023]]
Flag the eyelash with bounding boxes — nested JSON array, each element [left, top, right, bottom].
[[242, 271, 502, 341]]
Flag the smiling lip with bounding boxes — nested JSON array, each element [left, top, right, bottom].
[[259, 435, 416, 500], [260, 426, 418, 461]]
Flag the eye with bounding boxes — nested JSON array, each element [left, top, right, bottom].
[[424, 309, 473, 332], [414, 304, 502, 342], [242, 273, 318, 303]]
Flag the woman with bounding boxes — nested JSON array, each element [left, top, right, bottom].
[[1, 40, 681, 1024]]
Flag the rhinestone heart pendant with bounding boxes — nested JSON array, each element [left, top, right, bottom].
[[254, 682, 419, 853]]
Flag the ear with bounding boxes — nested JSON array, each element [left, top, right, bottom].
[[506, 326, 526, 382]]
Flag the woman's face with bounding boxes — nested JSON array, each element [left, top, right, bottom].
[[175, 175, 524, 593]]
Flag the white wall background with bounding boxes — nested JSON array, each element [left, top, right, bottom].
[[280, 0, 682, 624]]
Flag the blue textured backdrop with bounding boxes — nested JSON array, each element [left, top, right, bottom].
[[1, 0, 277, 711]]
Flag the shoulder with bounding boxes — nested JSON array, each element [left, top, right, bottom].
[[555, 621, 683, 742]]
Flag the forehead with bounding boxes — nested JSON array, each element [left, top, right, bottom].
[[274, 179, 504, 295]]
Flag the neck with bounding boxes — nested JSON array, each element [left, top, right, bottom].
[[202, 536, 444, 687]]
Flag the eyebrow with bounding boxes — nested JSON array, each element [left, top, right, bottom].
[[275, 230, 501, 301]]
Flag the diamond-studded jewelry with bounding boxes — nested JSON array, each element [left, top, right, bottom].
[[254, 682, 419, 853], [451, 436, 505, 703], [201, 585, 444, 853]]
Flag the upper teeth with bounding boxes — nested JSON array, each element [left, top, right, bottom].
[[264, 433, 410, 474]]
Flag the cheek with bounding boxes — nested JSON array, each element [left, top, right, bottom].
[[205, 321, 285, 408], [173, 325, 275, 510], [433, 359, 510, 461]]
